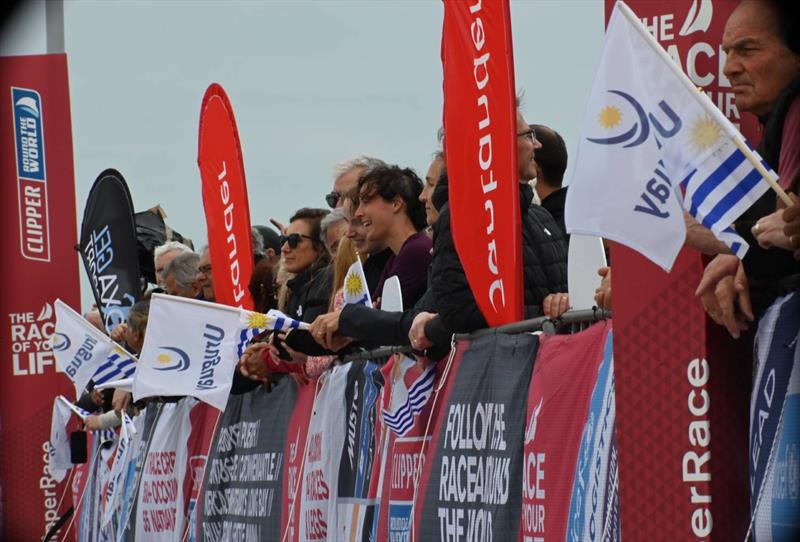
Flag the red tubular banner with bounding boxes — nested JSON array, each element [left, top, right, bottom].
[[607, 3, 753, 539], [0, 53, 80, 541], [197, 83, 255, 310], [441, 0, 523, 327]]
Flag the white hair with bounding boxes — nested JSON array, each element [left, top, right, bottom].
[[319, 208, 348, 243], [333, 156, 387, 179], [154, 240, 192, 260], [163, 251, 200, 290]]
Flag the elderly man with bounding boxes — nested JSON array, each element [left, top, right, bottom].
[[195, 246, 214, 301], [153, 241, 192, 288], [697, 0, 800, 337], [326, 156, 386, 209], [163, 251, 201, 298]]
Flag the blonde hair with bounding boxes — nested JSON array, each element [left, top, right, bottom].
[[275, 261, 295, 314], [330, 237, 359, 311]]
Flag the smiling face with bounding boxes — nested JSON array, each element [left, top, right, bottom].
[[281, 219, 321, 274], [722, 1, 800, 116], [355, 187, 402, 249], [420, 156, 445, 226], [517, 111, 541, 182]]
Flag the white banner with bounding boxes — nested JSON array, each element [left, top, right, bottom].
[[135, 398, 194, 541]]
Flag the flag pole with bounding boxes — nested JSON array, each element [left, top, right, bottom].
[[616, 1, 793, 207]]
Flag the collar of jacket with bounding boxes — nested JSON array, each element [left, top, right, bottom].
[[286, 257, 328, 294]]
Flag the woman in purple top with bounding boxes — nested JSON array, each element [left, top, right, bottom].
[[355, 165, 432, 308]]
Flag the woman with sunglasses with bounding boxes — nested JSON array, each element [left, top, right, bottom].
[[239, 208, 333, 382]]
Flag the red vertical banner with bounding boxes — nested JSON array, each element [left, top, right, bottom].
[[607, 1, 753, 539], [197, 83, 255, 310], [441, 0, 522, 327], [0, 53, 80, 540]]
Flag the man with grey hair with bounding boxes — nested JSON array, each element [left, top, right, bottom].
[[319, 208, 349, 257], [153, 241, 192, 288], [163, 251, 201, 298], [326, 156, 387, 208]]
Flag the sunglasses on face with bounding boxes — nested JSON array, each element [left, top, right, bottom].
[[280, 233, 315, 249], [325, 191, 341, 208]]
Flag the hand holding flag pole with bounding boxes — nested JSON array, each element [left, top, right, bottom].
[[616, 0, 792, 207]]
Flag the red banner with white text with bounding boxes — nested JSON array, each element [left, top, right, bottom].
[[441, 0, 522, 326], [0, 53, 80, 541], [197, 83, 255, 310], [606, 1, 754, 539]]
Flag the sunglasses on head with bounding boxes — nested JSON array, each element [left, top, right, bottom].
[[325, 191, 341, 208], [279, 233, 314, 249]]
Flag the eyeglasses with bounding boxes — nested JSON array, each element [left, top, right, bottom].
[[279, 233, 314, 249], [517, 127, 537, 142], [325, 191, 341, 208], [198, 264, 212, 274]]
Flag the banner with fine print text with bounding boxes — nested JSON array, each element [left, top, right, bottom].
[[197, 83, 254, 310], [0, 52, 80, 541]]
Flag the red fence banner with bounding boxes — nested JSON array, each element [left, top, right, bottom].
[[282, 380, 317, 541], [604, 1, 754, 539], [0, 53, 80, 541], [197, 83, 254, 310], [413, 333, 536, 541], [521, 323, 616, 542], [441, 0, 522, 326]]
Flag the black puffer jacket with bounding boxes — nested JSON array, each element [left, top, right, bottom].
[[427, 179, 568, 337], [285, 258, 333, 324]]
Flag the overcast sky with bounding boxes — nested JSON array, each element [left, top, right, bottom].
[[3, 0, 604, 308]]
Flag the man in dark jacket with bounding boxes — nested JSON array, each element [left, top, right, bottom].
[[410, 109, 570, 354], [532, 124, 569, 239]]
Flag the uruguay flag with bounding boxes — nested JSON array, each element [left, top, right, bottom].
[[237, 308, 309, 358], [343, 258, 372, 307], [566, 1, 777, 271], [92, 348, 137, 387]]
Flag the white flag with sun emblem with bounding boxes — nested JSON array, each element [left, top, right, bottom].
[[566, 1, 773, 270], [343, 258, 372, 307], [133, 294, 241, 411]]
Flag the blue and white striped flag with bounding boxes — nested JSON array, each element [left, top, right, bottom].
[[382, 364, 435, 436], [566, 1, 778, 271], [237, 308, 309, 357], [679, 140, 776, 258], [92, 348, 137, 387]]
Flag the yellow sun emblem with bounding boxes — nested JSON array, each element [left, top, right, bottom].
[[598, 106, 622, 129], [344, 271, 364, 297], [157, 353, 172, 364], [689, 115, 722, 152], [247, 311, 268, 330]]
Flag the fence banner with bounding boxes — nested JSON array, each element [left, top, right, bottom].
[[74, 429, 116, 542], [0, 52, 80, 541], [368, 355, 438, 542], [199, 380, 296, 541], [520, 323, 616, 542], [282, 380, 318, 541], [441, 0, 523, 326], [79, 169, 142, 333], [749, 292, 800, 541], [414, 333, 536, 541], [197, 83, 254, 310], [132, 398, 195, 541], [298, 365, 350, 541]]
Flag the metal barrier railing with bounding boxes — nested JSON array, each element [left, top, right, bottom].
[[340, 308, 611, 362]]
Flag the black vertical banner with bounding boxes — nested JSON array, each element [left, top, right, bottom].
[[418, 333, 537, 541], [79, 169, 142, 332]]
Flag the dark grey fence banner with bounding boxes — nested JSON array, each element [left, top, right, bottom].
[[200, 379, 296, 541], [418, 333, 537, 541]]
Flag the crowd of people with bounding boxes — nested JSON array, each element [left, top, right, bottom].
[[75, 1, 799, 476]]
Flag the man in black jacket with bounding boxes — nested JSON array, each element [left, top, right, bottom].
[[410, 109, 570, 354]]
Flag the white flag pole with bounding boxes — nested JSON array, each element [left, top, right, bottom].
[[616, 0, 793, 207]]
